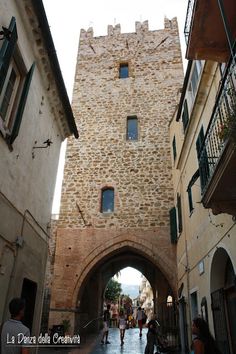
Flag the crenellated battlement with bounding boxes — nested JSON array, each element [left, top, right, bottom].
[[107, 24, 121, 36], [79, 17, 178, 40]]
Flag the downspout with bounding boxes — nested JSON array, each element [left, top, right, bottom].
[[180, 172, 191, 353]]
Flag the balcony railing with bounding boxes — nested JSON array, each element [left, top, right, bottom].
[[198, 54, 236, 194], [184, 0, 195, 43]]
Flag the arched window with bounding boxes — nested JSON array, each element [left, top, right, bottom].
[[101, 188, 114, 213], [167, 295, 173, 307]]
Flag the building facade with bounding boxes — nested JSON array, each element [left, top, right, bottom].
[[0, 0, 78, 339], [48, 18, 184, 334], [169, 1, 236, 353]]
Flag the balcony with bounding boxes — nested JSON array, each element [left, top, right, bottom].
[[198, 55, 236, 216], [184, 0, 236, 62]]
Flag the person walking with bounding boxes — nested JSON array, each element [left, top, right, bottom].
[[101, 304, 111, 345], [1, 298, 30, 354], [136, 307, 143, 337], [191, 317, 221, 354], [118, 309, 126, 346], [144, 319, 158, 354]]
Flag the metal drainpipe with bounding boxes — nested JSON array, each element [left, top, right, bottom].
[[217, 0, 236, 63], [180, 173, 192, 352]]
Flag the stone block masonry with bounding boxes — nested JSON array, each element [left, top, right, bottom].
[[48, 18, 184, 332]]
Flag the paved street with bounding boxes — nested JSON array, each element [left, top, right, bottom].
[[38, 328, 148, 354], [87, 327, 148, 354]]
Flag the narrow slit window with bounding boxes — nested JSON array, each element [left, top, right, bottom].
[[127, 116, 138, 140], [101, 188, 114, 213]]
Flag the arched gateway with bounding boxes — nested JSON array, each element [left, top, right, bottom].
[[49, 229, 177, 333], [47, 18, 183, 336]]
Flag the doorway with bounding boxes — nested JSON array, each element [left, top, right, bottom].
[[21, 278, 37, 332]]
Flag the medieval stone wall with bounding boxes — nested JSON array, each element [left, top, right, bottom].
[[59, 18, 183, 229]]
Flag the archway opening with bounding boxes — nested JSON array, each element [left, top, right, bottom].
[[210, 247, 236, 353], [103, 267, 154, 328], [75, 246, 179, 348]]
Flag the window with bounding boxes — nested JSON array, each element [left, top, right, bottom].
[[187, 60, 203, 105], [182, 100, 189, 132], [119, 63, 129, 78], [172, 136, 177, 161], [196, 126, 209, 192], [190, 291, 198, 319], [0, 17, 35, 144], [127, 116, 138, 140], [187, 187, 193, 213], [101, 188, 114, 213], [177, 194, 183, 233], [0, 60, 21, 131], [169, 207, 177, 243]]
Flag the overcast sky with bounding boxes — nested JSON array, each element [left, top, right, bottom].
[[43, 0, 188, 99], [115, 267, 142, 285]]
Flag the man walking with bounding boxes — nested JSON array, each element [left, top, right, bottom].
[[1, 298, 30, 354], [101, 304, 111, 344]]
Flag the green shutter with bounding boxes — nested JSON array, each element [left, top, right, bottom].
[[182, 99, 189, 132], [0, 17, 18, 93], [172, 135, 177, 161], [177, 194, 183, 233], [196, 126, 204, 157], [9, 63, 35, 144], [196, 126, 209, 192], [169, 207, 177, 244], [187, 187, 193, 213]]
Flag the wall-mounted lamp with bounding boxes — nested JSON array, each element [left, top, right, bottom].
[[32, 139, 53, 158], [0, 26, 12, 41]]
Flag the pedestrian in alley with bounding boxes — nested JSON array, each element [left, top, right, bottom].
[[118, 309, 126, 346], [144, 319, 158, 354], [136, 307, 144, 337], [101, 304, 111, 345], [191, 317, 221, 354], [1, 298, 30, 354]]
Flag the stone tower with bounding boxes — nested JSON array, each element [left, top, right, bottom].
[[49, 18, 183, 332]]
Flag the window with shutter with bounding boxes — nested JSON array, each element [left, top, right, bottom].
[[169, 207, 177, 243], [0, 17, 35, 145], [196, 126, 209, 192], [187, 187, 193, 213], [177, 194, 183, 233], [182, 100, 189, 132], [172, 135, 177, 161]]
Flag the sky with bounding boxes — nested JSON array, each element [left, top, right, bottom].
[[43, 0, 188, 284], [114, 267, 142, 285], [43, 0, 188, 100]]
